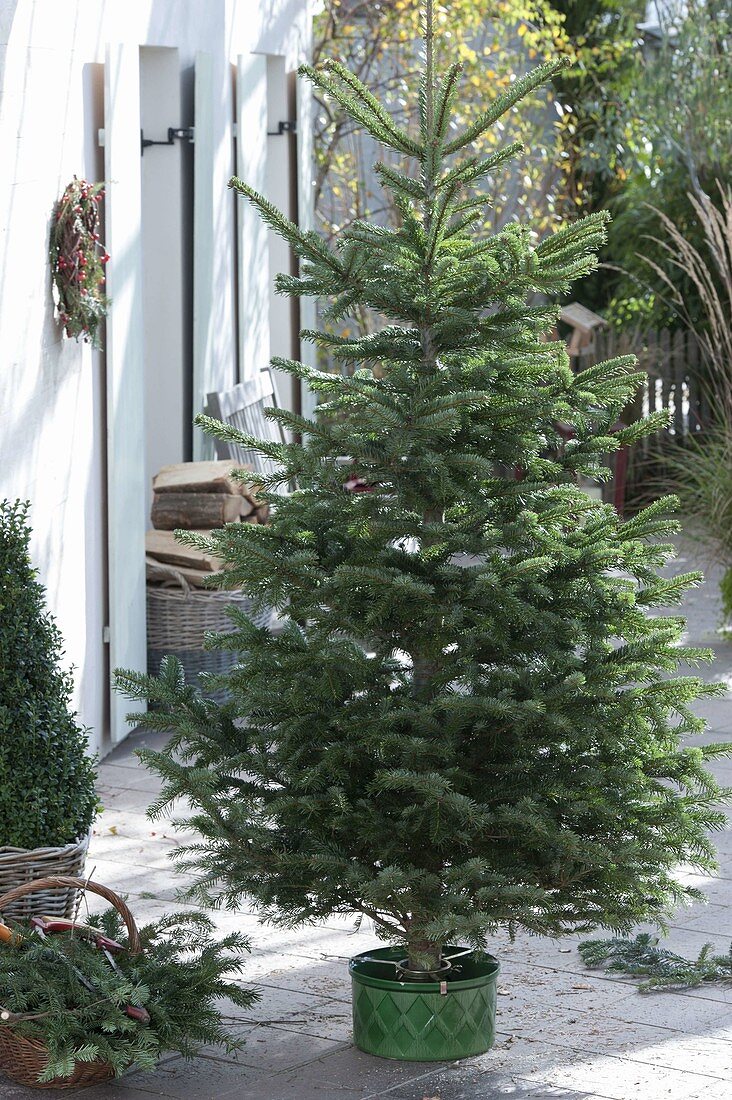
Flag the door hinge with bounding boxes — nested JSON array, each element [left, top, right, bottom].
[[103, 625, 110, 644], [140, 127, 195, 155], [267, 120, 297, 136]]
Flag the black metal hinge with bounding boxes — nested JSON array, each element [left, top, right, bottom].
[[267, 120, 297, 136], [140, 127, 194, 155]]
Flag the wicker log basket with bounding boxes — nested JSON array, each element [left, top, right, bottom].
[[0, 875, 142, 1090], [0, 835, 89, 922], [146, 557, 272, 688]]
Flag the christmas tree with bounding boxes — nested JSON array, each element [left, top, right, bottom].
[[117, 2, 729, 975]]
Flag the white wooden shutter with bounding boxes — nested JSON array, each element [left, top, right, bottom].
[[192, 51, 216, 460], [104, 43, 147, 742], [235, 53, 270, 382], [296, 71, 317, 419]]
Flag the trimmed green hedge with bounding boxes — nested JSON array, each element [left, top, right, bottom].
[[0, 500, 97, 849]]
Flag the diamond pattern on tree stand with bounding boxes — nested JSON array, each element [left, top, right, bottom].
[[352, 980, 496, 1061]]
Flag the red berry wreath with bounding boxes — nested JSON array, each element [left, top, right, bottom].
[[49, 177, 110, 348]]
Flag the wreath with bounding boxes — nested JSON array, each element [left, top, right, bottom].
[[49, 177, 110, 348]]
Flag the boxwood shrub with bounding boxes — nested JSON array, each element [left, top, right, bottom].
[[0, 500, 97, 849]]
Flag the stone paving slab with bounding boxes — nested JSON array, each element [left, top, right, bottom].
[[250, 999, 353, 1043], [111, 1054, 268, 1098], [386, 1082, 598, 1100], [1, 533, 730, 1100]]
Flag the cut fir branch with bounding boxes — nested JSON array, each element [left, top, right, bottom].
[[443, 56, 571, 156], [227, 177, 344, 277], [579, 933, 732, 992], [117, 0, 730, 978], [0, 909, 256, 1083]]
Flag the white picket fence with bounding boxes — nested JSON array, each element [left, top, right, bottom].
[[577, 327, 711, 451]]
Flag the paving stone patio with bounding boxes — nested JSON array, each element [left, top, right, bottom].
[[2, 534, 730, 1099]]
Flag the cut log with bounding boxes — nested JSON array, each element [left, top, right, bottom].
[[145, 529, 223, 572], [254, 504, 270, 524], [151, 492, 253, 530], [152, 460, 253, 496]]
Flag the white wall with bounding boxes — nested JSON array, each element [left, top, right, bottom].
[[0, 0, 312, 757]]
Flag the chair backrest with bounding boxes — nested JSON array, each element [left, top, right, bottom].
[[205, 370, 287, 490]]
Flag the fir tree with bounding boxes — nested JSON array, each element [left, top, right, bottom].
[[117, 2, 730, 974], [0, 500, 97, 850]]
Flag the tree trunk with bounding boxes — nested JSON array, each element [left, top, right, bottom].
[[407, 939, 443, 974]]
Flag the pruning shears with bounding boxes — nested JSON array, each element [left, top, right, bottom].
[[37, 916, 124, 956], [30, 916, 150, 1024]]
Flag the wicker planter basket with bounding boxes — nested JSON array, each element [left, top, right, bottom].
[[0, 875, 142, 1090], [0, 1029, 112, 1092], [0, 834, 89, 922], [146, 559, 271, 690]]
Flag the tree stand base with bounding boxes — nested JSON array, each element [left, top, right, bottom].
[[350, 946, 500, 1061]]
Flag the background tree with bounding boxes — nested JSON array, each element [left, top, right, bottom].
[[313, 1, 647, 329], [549, 0, 645, 314], [605, 0, 732, 329], [313, 0, 571, 245], [119, 3, 728, 974]]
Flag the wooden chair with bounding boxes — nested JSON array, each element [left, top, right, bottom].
[[206, 372, 363, 498], [205, 369, 288, 492]]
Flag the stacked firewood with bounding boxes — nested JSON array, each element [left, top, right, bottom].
[[146, 461, 268, 588]]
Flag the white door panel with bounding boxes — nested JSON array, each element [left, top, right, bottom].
[[104, 42, 147, 742], [235, 53, 270, 384], [192, 50, 216, 460], [296, 71, 317, 419]]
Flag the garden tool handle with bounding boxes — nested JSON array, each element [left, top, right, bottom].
[[0, 876, 142, 954], [38, 916, 123, 952]]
